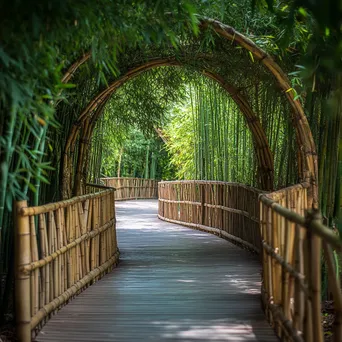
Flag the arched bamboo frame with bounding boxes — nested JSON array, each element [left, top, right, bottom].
[[73, 98, 110, 195], [62, 59, 274, 197], [61, 18, 317, 206]]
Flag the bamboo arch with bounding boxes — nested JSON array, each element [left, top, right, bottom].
[[60, 18, 317, 205], [62, 59, 274, 197]]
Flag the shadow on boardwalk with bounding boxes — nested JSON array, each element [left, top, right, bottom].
[[37, 200, 278, 342]]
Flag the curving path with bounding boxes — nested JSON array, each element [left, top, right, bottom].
[[37, 200, 278, 342]]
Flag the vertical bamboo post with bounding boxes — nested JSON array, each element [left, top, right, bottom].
[[306, 210, 323, 342], [39, 214, 49, 305], [112, 191, 117, 252], [271, 210, 280, 307], [30, 216, 39, 317], [259, 201, 267, 307], [219, 184, 223, 231], [15, 200, 31, 342], [56, 208, 63, 296], [266, 206, 274, 325], [200, 184, 205, 225]]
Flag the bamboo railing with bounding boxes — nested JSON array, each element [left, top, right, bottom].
[[159, 180, 342, 342], [158, 180, 263, 252], [101, 177, 158, 200], [260, 183, 342, 342], [14, 188, 119, 342]]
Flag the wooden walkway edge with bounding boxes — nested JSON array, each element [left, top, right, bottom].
[[36, 200, 278, 341]]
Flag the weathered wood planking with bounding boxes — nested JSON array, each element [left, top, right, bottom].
[[36, 200, 278, 342]]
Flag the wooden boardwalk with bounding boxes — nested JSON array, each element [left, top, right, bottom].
[[37, 200, 278, 342]]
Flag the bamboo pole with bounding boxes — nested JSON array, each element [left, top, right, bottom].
[[30, 216, 39, 317], [15, 200, 31, 342], [304, 226, 313, 341], [55, 208, 63, 296], [307, 210, 323, 342], [39, 214, 49, 305], [62, 208, 68, 295]]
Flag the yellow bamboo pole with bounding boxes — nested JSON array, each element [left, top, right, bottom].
[[307, 210, 323, 342], [75, 204, 82, 280], [78, 202, 86, 279], [55, 208, 63, 296], [29, 216, 39, 318], [62, 209, 68, 292], [86, 199, 92, 274], [15, 200, 31, 342], [38, 214, 49, 305]]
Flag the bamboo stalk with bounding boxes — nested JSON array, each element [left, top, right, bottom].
[[30, 216, 39, 317], [39, 214, 49, 306], [15, 200, 31, 342], [55, 208, 63, 296], [306, 210, 323, 342]]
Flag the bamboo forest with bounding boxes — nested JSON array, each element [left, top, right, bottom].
[[1, 1, 342, 341]]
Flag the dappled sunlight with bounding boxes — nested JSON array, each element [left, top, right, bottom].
[[223, 275, 261, 295], [151, 318, 268, 341]]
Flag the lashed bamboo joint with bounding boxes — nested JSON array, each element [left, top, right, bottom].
[[158, 180, 342, 342]]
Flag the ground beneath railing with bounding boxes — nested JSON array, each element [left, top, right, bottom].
[[322, 300, 336, 341], [36, 199, 278, 341]]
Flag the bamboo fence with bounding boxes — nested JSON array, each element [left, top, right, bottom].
[[101, 177, 158, 200], [158, 180, 263, 253], [14, 188, 119, 342], [159, 180, 342, 342], [260, 183, 342, 342]]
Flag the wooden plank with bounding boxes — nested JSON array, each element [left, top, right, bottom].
[[37, 200, 278, 342]]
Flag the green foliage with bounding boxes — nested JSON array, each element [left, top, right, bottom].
[[87, 68, 188, 181], [92, 124, 176, 181], [165, 102, 198, 179]]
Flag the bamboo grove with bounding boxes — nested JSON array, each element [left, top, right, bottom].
[[1, 0, 342, 330]]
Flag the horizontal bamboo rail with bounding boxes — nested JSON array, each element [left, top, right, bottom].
[[260, 184, 342, 342], [158, 180, 263, 253], [100, 177, 158, 200], [86, 182, 116, 191], [15, 188, 119, 342]]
